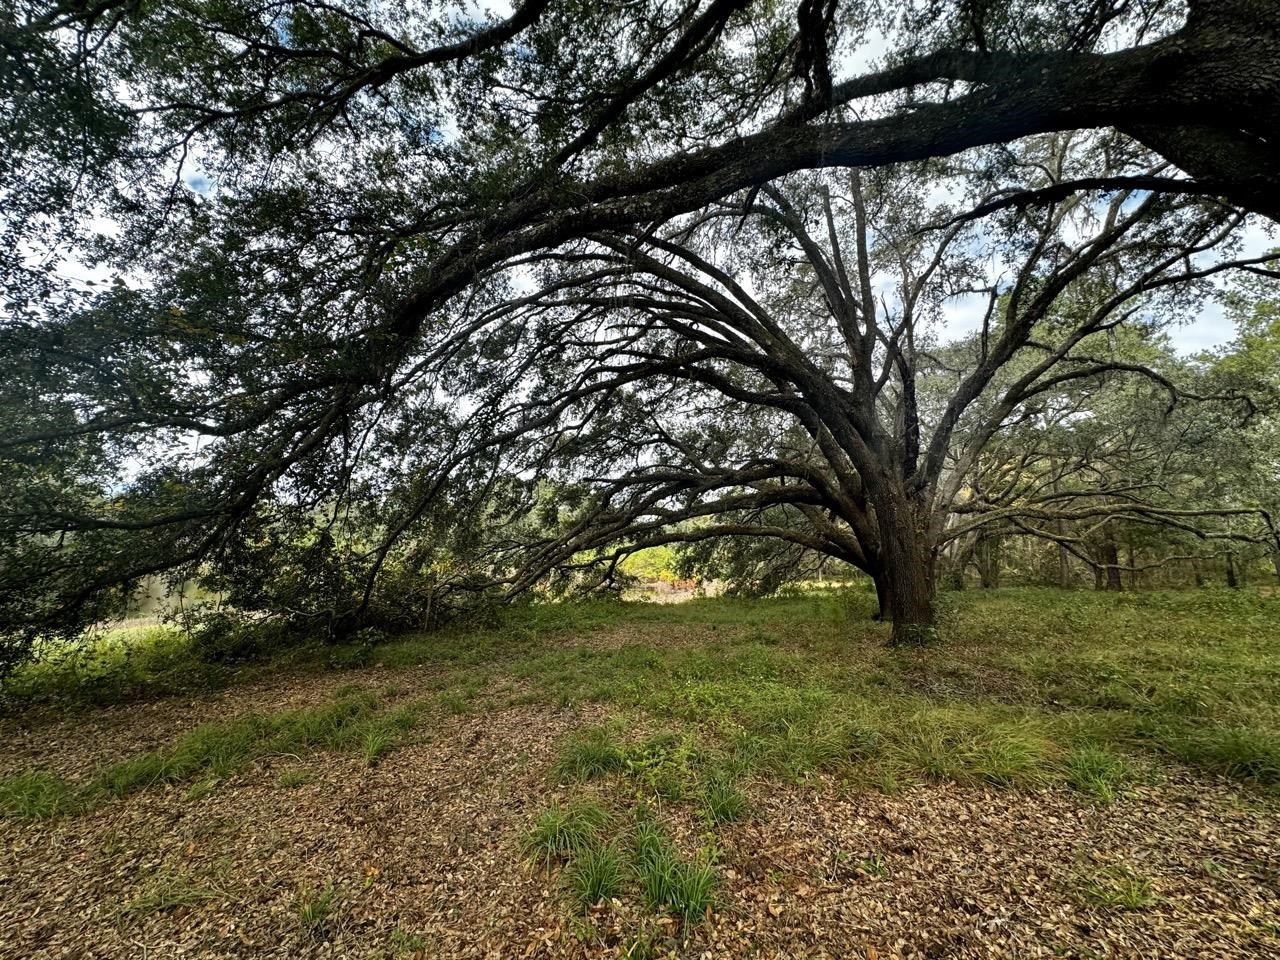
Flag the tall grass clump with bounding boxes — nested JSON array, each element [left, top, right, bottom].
[[523, 799, 613, 864], [0, 770, 82, 819], [631, 819, 718, 924], [552, 726, 627, 781], [565, 842, 625, 909]]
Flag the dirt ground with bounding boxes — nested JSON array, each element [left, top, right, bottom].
[[1, 663, 1277, 960]]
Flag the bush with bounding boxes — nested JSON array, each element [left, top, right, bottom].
[[189, 610, 295, 664]]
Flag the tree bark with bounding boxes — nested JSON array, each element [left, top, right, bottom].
[[976, 533, 1001, 589], [872, 569, 892, 622], [1101, 537, 1124, 592], [876, 490, 939, 646]]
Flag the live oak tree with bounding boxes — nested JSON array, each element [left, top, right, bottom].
[[432, 140, 1275, 642], [2, 0, 1279, 658]]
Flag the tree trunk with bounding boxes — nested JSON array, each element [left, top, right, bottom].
[[876, 490, 938, 646], [1226, 552, 1240, 589], [1192, 557, 1205, 588], [1100, 538, 1124, 592], [872, 570, 892, 622], [976, 534, 1001, 589], [1051, 471, 1070, 588]]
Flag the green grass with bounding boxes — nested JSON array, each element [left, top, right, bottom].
[[565, 841, 625, 909], [1065, 746, 1132, 803], [552, 725, 627, 781], [505, 587, 1280, 795], [1075, 864, 1158, 910], [388, 929, 427, 953], [277, 767, 315, 788], [122, 870, 224, 918], [631, 820, 719, 924], [857, 853, 891, 878], [529, 801, 719, 924], [699, 773, 748, 825], [0, 689, 431, 819], [0, 770, 82, 819], [523, 798, 613, 863], [296, 883, 338, 937], [1, 626, 236, 712], [96, 691, 386, 797], [6, 587, 1279, 833]]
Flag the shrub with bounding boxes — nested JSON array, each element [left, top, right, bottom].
[[624, 732, 700, 800]]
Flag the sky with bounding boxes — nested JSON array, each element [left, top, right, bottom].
[[935, 219, 1276, 355]]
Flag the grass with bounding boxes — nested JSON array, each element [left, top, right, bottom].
[[0, 770, 82, 819], [1075, 864, 1158, 910], [552, 725, 627, 780], [278, 767, 315, 788], [122, 870, 224, 918], [0, 689, 431, 819], [565, 842, 626, 909], [857, 853, 891, 878], [96, 691, 387, 797], [388, 929, 427, 953], [631, 819, 719, 924], [526, 801, 720, 924], [5, 586, 1278, 831], [522, 798, 613, 863], [1065, 746, 1132, 803], [296, 883, 338, 936], [700, 773, 748, 825]]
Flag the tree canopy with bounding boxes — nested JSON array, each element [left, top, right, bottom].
[[2, 0, 1278, 661]]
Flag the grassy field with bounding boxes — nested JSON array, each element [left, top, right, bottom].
[[1, 587, 1277, 957]]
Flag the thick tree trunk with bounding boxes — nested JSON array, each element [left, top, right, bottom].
[[876, 490, 938, 646], [976, 534, 1001, 589], [1100, 539, 1124, 592]]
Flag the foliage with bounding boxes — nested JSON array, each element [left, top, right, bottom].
[[0, 688, 434, 819], [551, 726, 628, 781], [0, 770, 82, 819], [3, 0, 1278, 661], [1075, 865, 1158, 911]]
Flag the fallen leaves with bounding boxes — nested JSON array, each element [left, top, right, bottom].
[[0, 669, 1277, 958]]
